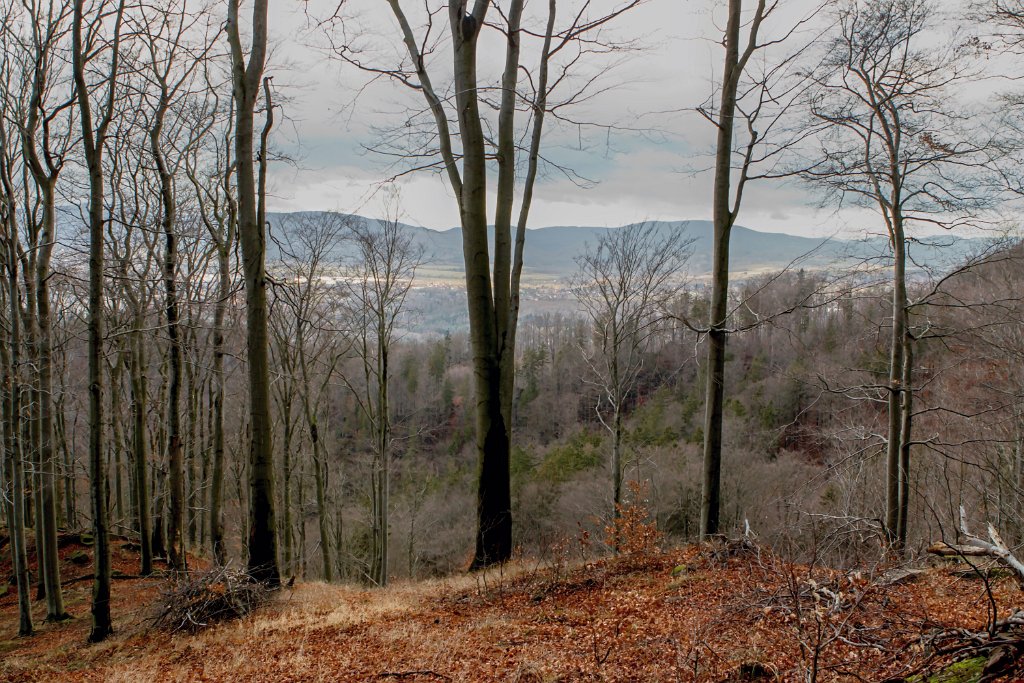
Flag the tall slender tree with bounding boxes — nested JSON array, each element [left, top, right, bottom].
[[343, 202, 422, 586], [802, 0, 991, 551], [572, 223, 691, 542], [0, 37, 34, 633], [72, 0, 127, 642], [227, 0, 279, 584]]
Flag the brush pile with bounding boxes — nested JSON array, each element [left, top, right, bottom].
[[152, 566, 270, 633]]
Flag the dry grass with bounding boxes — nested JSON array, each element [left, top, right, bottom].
[[1, 546, 1020, 682]]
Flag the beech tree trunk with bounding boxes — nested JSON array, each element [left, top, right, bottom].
[[228, 0, 279, 585], [888, 221, 912, 553], [73, 0, 125, 642], [700, 0, 743, 540], [2, 201, 33, 636], [23, 178, 66, 620], [130, 316, 153, 575]]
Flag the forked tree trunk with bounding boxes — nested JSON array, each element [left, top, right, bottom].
[[385, 0, 561, 569], [228, 0, 279, 584], [30, 185, 67, 621], [73, 0, 124, 642], [3, 220, 33, 636], [448, 6, 513, 569]]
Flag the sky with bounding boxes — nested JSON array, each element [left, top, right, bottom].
[[258, 0, 985, 239]]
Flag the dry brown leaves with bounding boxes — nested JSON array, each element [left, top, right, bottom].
[[0, 539, 1019, 682]]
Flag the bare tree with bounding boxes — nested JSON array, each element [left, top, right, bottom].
[[72, 0, 127, 642], [1, 0, 77, 622], [273, 212, 350, 582], [185, 85, 237, 566], [227, 0, 279, 585], [133, 0, 219, 571], [323, 0, 643, 568], [343, 198, 422, 586], [801, 0, 993, 551], [572, 223, 692, 545], [695, 0, 823, 539], [0, 21, 33, 632]]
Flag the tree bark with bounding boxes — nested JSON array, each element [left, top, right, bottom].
[[448, 3, 512, 569], [151, 95, 185, 571], [228, 0, 279, 585], [700, 0, 743, 540], [130, 317, 153, 575], [32, 185, 67, 621], [72, 0, 125, 642], [2, 212, 33, 636]]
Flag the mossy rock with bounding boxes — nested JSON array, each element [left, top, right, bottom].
[[79, 533, 94, 546], [907, 656, 986, 683], [68, 550, 89, 566]]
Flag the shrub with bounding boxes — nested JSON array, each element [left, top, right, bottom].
[[605, 481, 663, 556]]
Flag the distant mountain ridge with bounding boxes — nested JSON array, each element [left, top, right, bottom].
[[50, 206, 995, 280], [265, 212, 995, 280]]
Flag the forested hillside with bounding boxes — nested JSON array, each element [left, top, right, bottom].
[[4, 0, 1024, 680]]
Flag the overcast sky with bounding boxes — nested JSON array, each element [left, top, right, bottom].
[[258, 0, 982, 239]]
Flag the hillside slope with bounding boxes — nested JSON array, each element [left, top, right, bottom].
[[0, 537, 1018, 682]]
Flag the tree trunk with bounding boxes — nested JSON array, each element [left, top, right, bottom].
[[228, 0, 279, 583], [36, 190, 66, 625], [886, 222, 908, 550], [449, 9, 512, 569], [280, 394, 294, 575], [700, 0, 742, 540], [3, 227, 33, 636], [130, 321, 153, 575], [896, 323, 913, 550], [73, 0, 124, 642], [311, 422, 331, 582], [209, 233, 231, 565], [151, 104, 185, 571], [84, 148, 113, 641]]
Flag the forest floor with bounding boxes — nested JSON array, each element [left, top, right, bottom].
[[0, 531, 1022, 682]]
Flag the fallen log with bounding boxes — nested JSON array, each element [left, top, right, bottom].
[[926, 508, 1024, 588], [927, 542, 994, 558]]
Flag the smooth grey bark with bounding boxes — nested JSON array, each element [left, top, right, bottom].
[[150, 88, 185, 571], [896, 326, 913, 547], [0, 140, 33, 636], [698, 0, 768, 539], [886, 222, 908, 547], [72, 0, 125, 643], [34, 189, 67, 621], [702, 0, 746, 539], [227, 0, 279, 584]]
